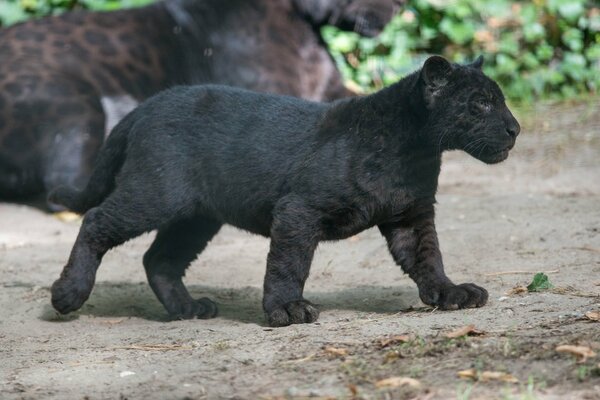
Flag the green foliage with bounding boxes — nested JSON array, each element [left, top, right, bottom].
[[527, 273, 554, 292], [0, 0, 152, 26], [322, 0, 600, 102], [1, 0, 598, 102]]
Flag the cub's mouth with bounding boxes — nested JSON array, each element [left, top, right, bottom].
[[481, 145, 512, 164]]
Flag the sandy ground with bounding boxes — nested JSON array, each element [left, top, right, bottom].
[[1, 99, 599, 400]]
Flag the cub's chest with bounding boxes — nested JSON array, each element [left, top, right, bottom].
[[319, 190, 421, 241]]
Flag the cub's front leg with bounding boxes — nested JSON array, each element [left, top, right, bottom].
[[379, 201, 488, 310], [263, 197, 321, 327]]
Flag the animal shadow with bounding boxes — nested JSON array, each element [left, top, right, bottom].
[[40, 282, 421, 325]]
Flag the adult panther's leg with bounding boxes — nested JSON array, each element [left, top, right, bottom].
[[143, 216, 222, 320], [263, 196, 321, 327], [43, 96, 106, 210], [0, 157, 42, 199], [378, 200, 488, 310], [0, 73, 107, 207], [0, 101, 54, 200]]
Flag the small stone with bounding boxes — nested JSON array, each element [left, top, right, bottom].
[[286, 387, 301, 397]]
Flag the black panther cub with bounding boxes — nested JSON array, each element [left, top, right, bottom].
[[49, 55, 520, 327]]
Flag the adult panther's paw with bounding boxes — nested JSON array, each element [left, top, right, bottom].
[[169, 297, 218, 320], [51, 275, 93, 314], [267, 300, 320, 327], [419, 283, 488, 310]]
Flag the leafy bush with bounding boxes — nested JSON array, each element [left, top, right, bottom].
[[1, 0, 598, 102], [322, 0, 600, 102], [0, 0, 151, 26]]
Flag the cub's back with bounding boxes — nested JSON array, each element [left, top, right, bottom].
[[116, 85, 331, 232], [127, 85, 330, 163]]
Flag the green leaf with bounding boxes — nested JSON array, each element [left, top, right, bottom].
[[527, 273, 554, 292], [498, 32, 520, 56], [557, 2, 585, 22], [535, 43, 555, 61], [439, 17, 475, 45], [561, 52, 588, 81], [562, 28, 584, 52], [523, 22, 545, 43], [495, 53, 518, 75], [328, 32, 360, 53], [586, 43, 600, 62], [0, 1, 28, 25]]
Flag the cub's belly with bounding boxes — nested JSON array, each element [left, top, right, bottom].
[[320, 208, 377, 241]]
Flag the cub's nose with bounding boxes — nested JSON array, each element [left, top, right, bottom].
[[506, 120, 520, 139]]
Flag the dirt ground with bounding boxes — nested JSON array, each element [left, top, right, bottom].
[[1, 99, 599, 400]]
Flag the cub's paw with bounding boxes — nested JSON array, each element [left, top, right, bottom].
[[170, 297, 218, 320], [419, 283, 488, 310], [266, 300, 320, 327], [51, 276, 93, 314]]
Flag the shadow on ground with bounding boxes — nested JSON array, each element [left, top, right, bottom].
[[38, 282, 421, 325]]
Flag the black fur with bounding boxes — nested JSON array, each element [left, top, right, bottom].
[[49, 56, 520, 326]]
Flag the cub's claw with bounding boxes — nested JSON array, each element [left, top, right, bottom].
[[419, 282, 488, 310], [267, 300, 320, 327], [169, 297, 218, 320]]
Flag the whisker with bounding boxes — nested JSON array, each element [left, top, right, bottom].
[[477, 143, 488, 158], [463, 138, 485, 153], [437, 129, 451, 155]]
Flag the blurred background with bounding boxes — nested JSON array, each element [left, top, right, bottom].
[[0, 0, 598, 103]]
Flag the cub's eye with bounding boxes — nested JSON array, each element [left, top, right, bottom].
[[475, 99, 492, 112]]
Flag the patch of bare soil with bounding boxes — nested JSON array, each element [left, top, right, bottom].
[[1, 99, 599, 399]]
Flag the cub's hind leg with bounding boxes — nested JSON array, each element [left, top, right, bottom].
[[143, 216, 222, 320], [51, 193, 178, 314]]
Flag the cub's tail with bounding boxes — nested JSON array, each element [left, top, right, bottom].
[[47, 111, 136, 214]]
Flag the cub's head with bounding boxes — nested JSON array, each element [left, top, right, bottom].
[[419, 55, 520, 164]]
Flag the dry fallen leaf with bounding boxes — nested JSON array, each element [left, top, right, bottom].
[[348, 384, 358, 397], [556, 345, 597, 363], [585, 311, 600, 321], [383, 350, 402, 363], [379, 335, 411, 348], [457, 368, 477, 379], [457, 369, 518, 383], [480, 371, 519, 383], [506, 285, 528, 295], [445, 325, 485, 339], [53, 211, 82, 222], [98, 318, 125, 325], [324, 346, 348, 357], [375, 376, 420, 388]]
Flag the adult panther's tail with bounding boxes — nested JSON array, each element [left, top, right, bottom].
[[47, 111, 136, 214]]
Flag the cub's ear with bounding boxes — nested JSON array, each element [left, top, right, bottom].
[[421, 55, 452, 88], [471, 55, 484, 70]]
